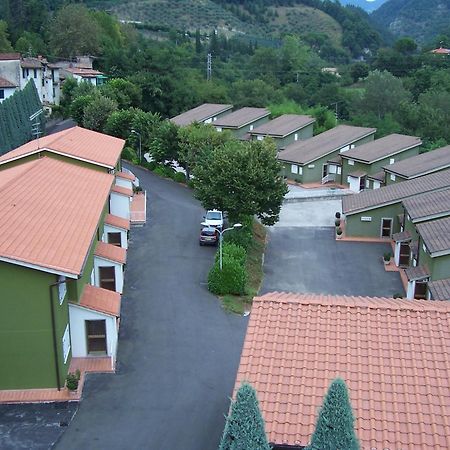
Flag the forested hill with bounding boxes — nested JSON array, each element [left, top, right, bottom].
[[372, 0, 450, 43], [339, 0, 388, 13]]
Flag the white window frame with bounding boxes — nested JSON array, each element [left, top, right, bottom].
[[348, 159, 355, 166], [294, 133, 298, 141], [365, 179, 370, 188], [291, 164, 299, 174], [298, 166, 303, 175], [390, 173, 396, 181], [58, 276, 67, 305], [389, 158, 395, 164], [62, 324, 71, 364], [257, 135, 264, 141], [249, 124, 254, 131]]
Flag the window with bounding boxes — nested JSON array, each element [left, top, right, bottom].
[[390, 174, 396, 181], [381, 218, 393, 238], [350, 144, 355, 149], [340, 145, 350, 153], [86, 320, 107, 354], [389, 158, 395, 164], [291, 164, 298, 174], [62, 324, 70, 364], [422, 243, 427, 253], [58, 276, 67, 305], [348, 159, 355, 166], [365, 179, 370, 188], [257, 135, 264, 141], [294, 133, 298, 141], [108, 232, 122, 247], [99, 266, 116, 291], [33, 69, 37, 78], [22, 68, 26, 78], [216, 127, 222, 132], [249, 124, 254, 131], [308, 164, 315, 169], [298, 167, 303, 175], [0, 89, 4, 99]]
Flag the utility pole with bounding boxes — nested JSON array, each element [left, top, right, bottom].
[[206, 53, 212, 81]]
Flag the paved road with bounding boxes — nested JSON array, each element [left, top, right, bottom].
[[262, 226, 404, 297], [56, 166, 248, 450]]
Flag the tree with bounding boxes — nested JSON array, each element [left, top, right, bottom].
[[218, 383, 271, 450], [394, 37, 417, 55], [309, 378, 359, 450], [0, 20, 13, 52], [82, 95, 118, 132], [349, 63, 369, 83], [100, 78, 142, 109], [192, 139, 288, 225]]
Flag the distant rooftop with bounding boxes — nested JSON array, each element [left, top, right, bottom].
[[250, 114, 315, 137], [278, 125, 376, 165], [343, 168, 450, 215], [0, 76, 16, 88], [403, 187, 450, 222], [341, 133, 422, 164], [385, 145, 450, 179], [170, 103, 233, 126], [213, 107, 269, 129], [428, 279, 450, 300], [0, 53, 20, 60], [235, 291, 450, 450], [63, 67, 104, 77]]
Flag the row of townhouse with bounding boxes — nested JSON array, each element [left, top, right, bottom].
[[0, 126, 137, 390], [0, 53, 106, 105], [342, 168, 450, 301]]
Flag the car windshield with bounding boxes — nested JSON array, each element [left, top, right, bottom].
[[202, 228, 217, 236], [206, 211, 222, 220]]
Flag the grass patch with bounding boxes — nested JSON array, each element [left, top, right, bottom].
[[221, 221, 266, 314]]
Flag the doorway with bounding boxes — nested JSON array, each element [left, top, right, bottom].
[[380, 218, 393, 238], [99, 266, 116, 291], [86, 320, 107, 354]]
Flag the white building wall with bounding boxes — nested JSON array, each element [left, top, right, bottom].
[[69, 303, 118, 361], [110, 192, 131, 220], [406, 281, 415, 300], [0, 86, 17, 102], [0, 58, 20, 87], [348, 176, 361, 193], [103, 224, 128, 249], [94, 256, 124, 293], [115, 177, 133, 191]]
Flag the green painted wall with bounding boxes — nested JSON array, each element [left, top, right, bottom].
[[253, 124, 314, 150], [366, 178, 385, 189], [345, 203, 403, 237], [0, 263, 70, 389], [418, 244, 450, 281], [341, 159, 369, 186]]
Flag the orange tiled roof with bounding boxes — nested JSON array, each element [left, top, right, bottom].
[[78, 284, 121, 316], [116, 171, 136, 181], [235, 292, 450, 450], [0, 157, 113, 276], [104, 214, 130, 231], [0, 126, 125, 169], [111, 184, 133, 197], [95, 241, 126, 264]]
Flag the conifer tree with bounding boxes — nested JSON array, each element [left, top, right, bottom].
[[309, 378, 359, 450], [219, 382, 271, 450]]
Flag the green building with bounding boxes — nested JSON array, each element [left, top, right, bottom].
[[170, 103, 233, 127], [339, 134, 422, 192], [212, 107, 270, 139], [343, 168, 450, 239], [248, 114, 315, 150], [384, 144, 450, 185], [278, 125, 376, 184]]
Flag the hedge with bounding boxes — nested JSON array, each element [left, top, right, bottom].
[[208, 256, 247, 295], [215, 242, 247, 267]]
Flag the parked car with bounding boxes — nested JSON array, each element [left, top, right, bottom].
[[199, 227, 219, 246], [203, 209, 223, 229]]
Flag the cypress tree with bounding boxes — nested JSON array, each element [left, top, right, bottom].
[[218, 382, 271, 450], [309, 378, 359, 450]]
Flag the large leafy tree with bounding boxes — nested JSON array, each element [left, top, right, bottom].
[[82, 94, 118, 132], [219, 383, 271, 450], [0, 20, 13, 52], [309, 378, 359, 450], [192, 138, 288, 225]]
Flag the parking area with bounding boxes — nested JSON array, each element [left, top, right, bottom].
[[262, 199, 404, 297]]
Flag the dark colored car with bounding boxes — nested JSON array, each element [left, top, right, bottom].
[[199, 227, 218, 246]]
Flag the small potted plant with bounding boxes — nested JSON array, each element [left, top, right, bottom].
[[336, 227, 343, 239], [66, 369, 81, 393], [383, 252, 391, 265]]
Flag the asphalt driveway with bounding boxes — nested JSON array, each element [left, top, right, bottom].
[[262, 201, 404, 297], [55, 166, 248, 450]]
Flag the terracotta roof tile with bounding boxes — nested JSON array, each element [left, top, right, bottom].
[[63, 67, 103, 77], [95, 241, 126, 264], [111, 185, 133, 197], [235, 292, 450, 450], [278, 125, 376, 165], [0, 126, 125, 169], [213, 107, 270, 128], [250, 114, 315, 137], [0, 53, 20, 60], [116, 171, 135, 181], [428, 279, 450, 300], [104, 214, 130, 231], [170, 103, 233, 126], [343, 168, 450, 214], [0, 76, 17, 88], [416, 216, 450, 255], [0, 157, 113, 276], [78, 284, 121, 316], [385, 145, 450, 179], [403, 187, 450, 222]]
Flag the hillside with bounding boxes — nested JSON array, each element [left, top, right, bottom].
[[372, 0, 450, 43], [340, 0, 388, 12]]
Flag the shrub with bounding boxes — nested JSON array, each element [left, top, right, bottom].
[[66, 369, 81, 391], [208, 257, 247, 295], [383, 252, 392, 262], [335, 218, 341, 227], [143, 160, 157, 171], [335, 212, 341, 219], [336, 227, 343, 236], [173, 172, 186, 183], [224, 228, 253, 251], [153, 165, 175, 179], [216, 242, 247, 267], [121, 146, 137, 162]]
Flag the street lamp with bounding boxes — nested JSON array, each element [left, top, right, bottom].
[[131, 129, 142, 163], [216, 223, 243, 271]]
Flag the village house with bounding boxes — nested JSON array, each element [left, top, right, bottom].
[[0, 156, 129, 390], [234, 292, 450, 450], [58, 55, 106, 86], [339, 134, 422, 192], [170, 103, 233, 126], [248, 114, 315, 150], [0, 75, 17, 102], [212, 107, 270, 138], [342, 168, 450, 239], [278, 125, 376, 184], [0, 53, 61, 105], [383, 145, 450, 185]]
